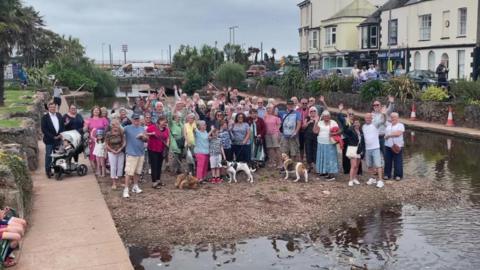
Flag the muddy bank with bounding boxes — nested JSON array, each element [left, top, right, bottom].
[[98, 169, 461, 250]]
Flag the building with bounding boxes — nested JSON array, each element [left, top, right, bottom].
[[378, 0, 480, 79]]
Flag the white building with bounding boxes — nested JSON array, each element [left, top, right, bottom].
[[378, 0, 480, 79]]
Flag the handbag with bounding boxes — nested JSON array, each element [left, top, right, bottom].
[[392, 143, 401, 154], [346, 146, 359, 159]]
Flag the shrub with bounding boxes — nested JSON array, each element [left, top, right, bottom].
[[183, 69, 204, 94], [421, 86, 449, 102], [450, 80, 480, 101], [360, 80, 386, 102], [279, 67, 305, 98], [215, 63, 245, 88], [385, 76, 419, 103]]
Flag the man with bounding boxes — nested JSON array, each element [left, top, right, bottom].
[[436, 60, 449, 88], [151, 101, 167, 123], [291, 96, 299, 110], [296, 98, 309, 161], [123, 113, 147, 198], [52, 82, 63, 110], [279, 100, 302, 161], [362, 113, 384, 188], [119, 108, 132, 127], [372, 96, 395, 154], [367, 63, 378, 80], [256, 98, 266, 119], [41, 102, 65, 176]]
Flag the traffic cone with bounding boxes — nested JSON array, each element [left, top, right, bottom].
[[410, 103, 417, 121], [446, 106, 455, 127]]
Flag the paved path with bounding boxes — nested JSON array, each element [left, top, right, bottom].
[[240, 93, 480, 140], [13, 143, 133, 270]]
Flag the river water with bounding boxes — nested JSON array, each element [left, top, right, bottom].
[[127, 130, 480, 270]]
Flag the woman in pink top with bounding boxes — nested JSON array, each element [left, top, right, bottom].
[[146, 115, 170, 188], [84, 106, 109, 171], [263, 104, 282, 168]]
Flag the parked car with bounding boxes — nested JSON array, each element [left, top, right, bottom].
[[246, 65, 267, 77], [327, 67, 354, 77], [307, 69, 329, 81], [406, 70, 438, 89]]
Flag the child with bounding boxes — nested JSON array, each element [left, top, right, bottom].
[[93, 129, 106, 177], [209, 128, 226, 183], [218, 120, 233, 161], [194, 120, 209, 182]]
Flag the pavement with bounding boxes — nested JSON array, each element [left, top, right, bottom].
[[12, 143, 133, 270]]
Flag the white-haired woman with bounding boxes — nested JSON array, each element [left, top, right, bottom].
[[313, 110, 340, 181], [384, 112, 405, 180]]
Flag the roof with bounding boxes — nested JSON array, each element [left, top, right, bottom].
[[359, 0, 411, 26], [297, 0, 310, 7], [324, 0, 377, 21]]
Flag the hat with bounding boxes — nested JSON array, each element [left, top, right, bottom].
[[132, 113, 141, 120], [96, 129, 105, 136], [286, 100, 294, 105]]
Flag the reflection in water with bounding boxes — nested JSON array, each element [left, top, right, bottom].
[[130, 130, 480, 269]]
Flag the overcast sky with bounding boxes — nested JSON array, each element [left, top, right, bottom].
[[23, 0, 300, 63]]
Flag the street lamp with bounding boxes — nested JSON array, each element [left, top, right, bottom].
[[101, 43, 105, 67]]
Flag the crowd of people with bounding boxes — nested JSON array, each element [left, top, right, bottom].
[[41, 84, 405, 198]]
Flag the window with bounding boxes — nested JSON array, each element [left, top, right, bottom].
[[370, 26, 378, 48], [428, 51, 435, 71], [325, 27, 336, 46], [457, 50, 465, 78], [458, 8, 467, 36], [442, 11, 450, 38], [361, 26, 378, 49], [414, 51, 421, 70], [362, 27, 368, 49], [419, 14, 432, 40], [388, 19, 398, 45], [441, 53, 449, 68], [313, 31, 318, 49]]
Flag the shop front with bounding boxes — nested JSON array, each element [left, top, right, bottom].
[[377, 49, 407, 73]]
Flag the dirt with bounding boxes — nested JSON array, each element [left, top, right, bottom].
[[97, 168, 462, 251]]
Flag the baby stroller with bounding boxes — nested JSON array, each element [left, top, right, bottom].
[[47, 130, 88, 180]]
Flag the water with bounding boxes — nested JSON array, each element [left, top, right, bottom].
[[127, 130, 480, 269]]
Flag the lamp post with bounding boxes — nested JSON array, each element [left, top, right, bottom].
[[101, 43, 105, 68], [121, 44, 128, 64]]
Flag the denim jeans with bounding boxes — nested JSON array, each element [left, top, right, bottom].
[[384, 146, 403, 179], [45, 144, 54, 174]]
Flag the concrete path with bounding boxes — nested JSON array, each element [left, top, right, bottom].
[[13, 143, 133, 270]]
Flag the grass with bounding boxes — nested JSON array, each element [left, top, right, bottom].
[[0, 88, 35, 127], [0, 119, 22, 128]]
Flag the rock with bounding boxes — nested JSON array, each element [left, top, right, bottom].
[[322, 190, 331, 195]]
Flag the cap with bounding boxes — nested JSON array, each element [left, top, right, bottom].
[[132, 113, 141, 120], [96, 129, 105, 136], [286, 100, 294, 105]]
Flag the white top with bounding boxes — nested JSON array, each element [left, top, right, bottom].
[[385, 123, 405, 148], [53, 87, 63, 98], [49, 112, 60, 133], [317, 120, 338, 144], [93, 142, 106, 157], [362, 123, 380, 150]]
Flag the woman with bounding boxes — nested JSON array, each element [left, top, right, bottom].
[[211, 110, 225, 130], [63, 104, 84, 162], [384, 112, 405, 180], [184, 113, 197, 149], [230, 113, 251, 162], [302, 106, 319, 171], [263, 105, 281, 168], [105, 123, 125, 189], [313, 111, 340, 181], [100, 107, 110, 123], [169, 112, 184, 174], [194, 120, 209, 182], [249, 108, 266, 164], [85, 106, 109, 171], [343, 116, 365, 186], [146, 116, 170, 188]]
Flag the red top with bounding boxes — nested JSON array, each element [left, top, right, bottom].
[[296, 107, 309, 129], [249, 116, 266, 138], [146, 123, 170, 153]]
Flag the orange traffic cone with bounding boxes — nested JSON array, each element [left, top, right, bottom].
[[446, 106, 455, 127], [410, 103, 417, 121]]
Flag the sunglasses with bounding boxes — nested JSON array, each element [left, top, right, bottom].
[[309, 111, 316, 113], [302, 103, 308, 105], [373, 104, 380, 106]]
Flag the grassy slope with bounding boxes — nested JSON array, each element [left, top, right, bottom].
[[0, 88, 35, 127]]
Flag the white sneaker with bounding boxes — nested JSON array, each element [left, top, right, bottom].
[[366, 178, 377, 185], [122, 187, 130, 198], [353, 179, 360, 185], [376, 180, 384, 188], [348, 180, 354, 187], [132, 184, 143, 194]]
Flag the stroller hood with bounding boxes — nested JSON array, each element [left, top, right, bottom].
[[60, 130, 82, 148]]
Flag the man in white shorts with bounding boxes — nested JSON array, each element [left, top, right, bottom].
[[362, 113, 384, 188], [123, 114, 148, 198]]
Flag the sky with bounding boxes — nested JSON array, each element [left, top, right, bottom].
[[23, 0, 300, 63]]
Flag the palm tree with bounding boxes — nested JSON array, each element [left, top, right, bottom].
[[270, 48, 277, 63], [0, 0, 43, 106]]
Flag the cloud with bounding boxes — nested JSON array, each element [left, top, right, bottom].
[[23, 0, 300, 62]]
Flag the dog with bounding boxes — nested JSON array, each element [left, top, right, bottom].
[[222, 161, 256, 183], [175, 172, 198, 189], [281, 153, 308, 182]]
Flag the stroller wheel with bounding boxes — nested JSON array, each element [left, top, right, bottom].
[[77, 164, 88, 176], [55, 170, 63, 181]]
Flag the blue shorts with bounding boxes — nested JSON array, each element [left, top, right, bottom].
[[366, 148, 383, 168]]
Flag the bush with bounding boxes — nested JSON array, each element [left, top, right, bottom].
[[279, 67, 305, 98], [421, 86, 449, 102], [450, 80, 480, 101], [215, 62, 245, 88], [385, 76, 419, 103], [360, 80, 387, 102], [183, 69, 203, 94]]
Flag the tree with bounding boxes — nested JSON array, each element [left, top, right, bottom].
[[0, 0, 43, 105], [223, 43, 249, 66], [270, 48, 277, 63], [215, 63, 245, 88]]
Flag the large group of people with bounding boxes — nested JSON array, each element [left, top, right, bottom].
[[41, 84, 405, 198]]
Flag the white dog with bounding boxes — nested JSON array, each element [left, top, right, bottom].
[[224, 161, 256, 183], [281, 153, 308, 182]]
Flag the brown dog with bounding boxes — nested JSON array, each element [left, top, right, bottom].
[[281, 153, 308, 182], [175, 173, 199, 189]]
